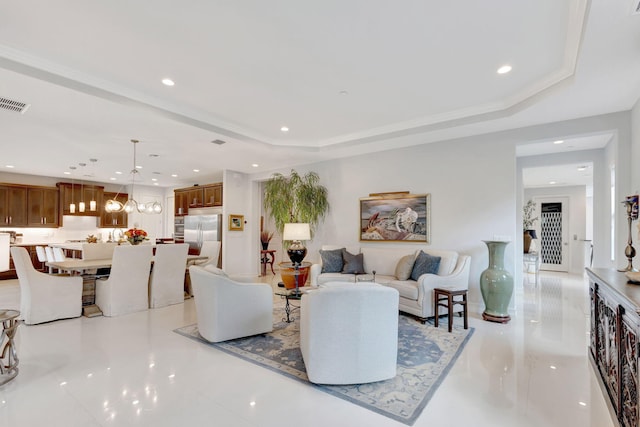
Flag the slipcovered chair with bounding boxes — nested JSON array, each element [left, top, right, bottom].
[[300, 283, 399, 385], [35, 245, 51, 273], [95, 245, 153, 317], [194, 241, 221, 266], [149, 243, 189, 308], [10, 246, 82, 325], [188, 264, 273, 343]]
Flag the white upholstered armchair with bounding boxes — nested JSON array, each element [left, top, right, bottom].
[[11, 246, 82, 325], [188, 265, 273, 343], [300, 283, 399, 385], [95, 245, 153, 317]]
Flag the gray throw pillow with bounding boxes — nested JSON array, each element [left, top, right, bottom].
[[342, 249, 365, 274], [395, 254, 416, 280], [320, 248, 344, 273], [410, 250, 441, 281]]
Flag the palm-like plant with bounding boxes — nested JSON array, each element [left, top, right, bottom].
[[263, 170, 329, 237]]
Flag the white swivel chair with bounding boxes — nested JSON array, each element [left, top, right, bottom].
[[188, 264, 273, 342], [149, 243, 189, 308], [10, 246, 83, 325], [300, 284, 399, 385], [95, 245, 153, 317]]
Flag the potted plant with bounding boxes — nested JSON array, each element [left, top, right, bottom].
[[263, 170, 329, 238], [523, 200, 539, 253], [260, 230, 274, 250]]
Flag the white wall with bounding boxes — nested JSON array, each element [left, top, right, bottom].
[[524, 186, 587, 274]]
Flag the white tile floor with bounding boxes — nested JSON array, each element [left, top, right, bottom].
[[0, 271, 616, 427]]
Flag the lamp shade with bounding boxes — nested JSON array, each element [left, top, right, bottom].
[[283, 223, 311, 241]]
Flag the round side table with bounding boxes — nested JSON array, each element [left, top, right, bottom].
[[0, 309, 20, 385]]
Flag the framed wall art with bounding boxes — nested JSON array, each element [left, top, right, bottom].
[[360, 193, 430, 242], [229, 214, 244, 231]]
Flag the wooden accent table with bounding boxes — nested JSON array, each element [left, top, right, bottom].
[[434, 287, 468, 332], [260, 250, 276, 276]]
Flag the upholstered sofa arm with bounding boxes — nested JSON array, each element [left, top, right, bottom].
[[415, 255, 471, 300], [310, 263, 322, 287]]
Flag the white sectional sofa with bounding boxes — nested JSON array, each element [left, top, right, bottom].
[[309, 245, 471, 322]]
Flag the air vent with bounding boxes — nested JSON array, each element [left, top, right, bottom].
[[0, 96, 30, 114], [211, 139, 226, 145]]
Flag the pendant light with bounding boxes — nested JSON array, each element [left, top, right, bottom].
[[78, 162, 86, 213], [110, 139, 163, 215], [89, 158, 97, 211], [69, 166, 76, 214]]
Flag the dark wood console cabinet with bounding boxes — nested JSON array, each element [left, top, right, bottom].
[[587, 268, 640, 426]]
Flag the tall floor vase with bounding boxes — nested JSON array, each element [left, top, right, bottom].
[[480, 240, 513, 323]]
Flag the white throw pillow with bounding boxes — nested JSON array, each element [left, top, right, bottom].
[[395, 254, 416, 280]]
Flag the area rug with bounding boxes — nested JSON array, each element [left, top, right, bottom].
[[174, 305, 473, 425]]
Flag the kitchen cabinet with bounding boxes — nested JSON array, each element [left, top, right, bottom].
[[100, 192, 128, 228], [0, 244, 46, 280], [175, 182, 223, 215], [27, 187, 59, 227], [0, 185, 27, 226], [203, 183, 222, 207], [587, 268, 640, 426], [57, 182, 104, 218]]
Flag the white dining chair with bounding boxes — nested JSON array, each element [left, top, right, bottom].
[[95, 245, 153, 317], [35, 246, 51, 273], [52, 247, 66, 262], [194, 241, 221, 267], [149, 243, 189, 308], [10, 246, 83, 325]]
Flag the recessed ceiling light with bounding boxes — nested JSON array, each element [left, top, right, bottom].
[[280, 126, 289, 132], [115, 171, 122, 175], [578, 401, 587, 407], [549, 181, 557, 185], [251, 164, 259, 168], [497, 65, 512, 74], [162, 78, 175, 86], [63, 171, 71, 175], [5, 165, 14, 168], [553, 140, 564, 144], [151, 178, 157, 182], [550, 365, 557, 370], [193, 169, 200, 173], [153, 183, 159, 186], [110, 177, 116, 181], [171, 174, 178, 177], [135, 165, 142, 169], [577, 166, 587, 171]]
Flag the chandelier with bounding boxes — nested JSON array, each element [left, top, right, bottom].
[[104, 139, 162, 214]]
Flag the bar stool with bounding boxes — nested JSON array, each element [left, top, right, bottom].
[[434, 287, 468, 332]]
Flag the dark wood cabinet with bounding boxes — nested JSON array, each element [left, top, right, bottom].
[[100, 192, 128, 228], [588, 268, 640, 426], [27, 187, 59, 227], [0, 244, 46, 280], [0, 185, 27, 226], [175, 182, 223, 215], [57, 182, 104, 219]]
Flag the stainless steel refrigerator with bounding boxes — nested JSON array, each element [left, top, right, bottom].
[[183, 207, 222, 253]]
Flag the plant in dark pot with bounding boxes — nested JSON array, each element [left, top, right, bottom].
[[260, 230, 273, 250], [523, 199, 539, 253], [263, 170, 329, 265]]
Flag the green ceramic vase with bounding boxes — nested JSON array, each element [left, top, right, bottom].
[[480, 240, 513, 323]]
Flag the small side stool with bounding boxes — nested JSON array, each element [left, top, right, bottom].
[[434, 287, 468, 332]]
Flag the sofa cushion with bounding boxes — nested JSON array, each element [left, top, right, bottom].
[[387, 280, 419, 301], [342, 249, 365, 274], [361, 247, 417, 276], [320, 248, 344, 273], [395, 254, 416, 280], [410, 250, 441, 281], [317, 273, 356, 285], [423, 249, 458, 275]]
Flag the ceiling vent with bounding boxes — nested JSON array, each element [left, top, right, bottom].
[[211, 139, 226, 145], [0, 96, 30, 114]]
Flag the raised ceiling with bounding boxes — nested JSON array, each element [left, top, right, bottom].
[[0, 1, 638, 187]]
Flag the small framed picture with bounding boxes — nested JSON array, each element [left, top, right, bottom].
[[229, 214, 244, 231]]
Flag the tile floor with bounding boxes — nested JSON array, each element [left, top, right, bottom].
[[0, 271, 616, 426]]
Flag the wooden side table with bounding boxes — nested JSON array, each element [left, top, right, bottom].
[[0, 309, 20, 385], [434, 287, 468, 332], [260, 250, 276, 276]]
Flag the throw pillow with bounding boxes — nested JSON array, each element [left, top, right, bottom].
[[320, 248, 344, 273], [395, 254, 416, 280], [410, 250, 441, 281], [342, 249, 365, 274]]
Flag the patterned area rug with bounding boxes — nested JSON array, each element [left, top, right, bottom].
[[174, 304, 473, 425]]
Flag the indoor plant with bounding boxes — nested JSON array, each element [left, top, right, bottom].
[[124, 228, 148, 245], [260, 230, 274, 250], [263, 170, 329, 237], [522, 200, 539, 253]]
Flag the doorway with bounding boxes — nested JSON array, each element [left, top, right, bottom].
[[537, 196, 570, 272]]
